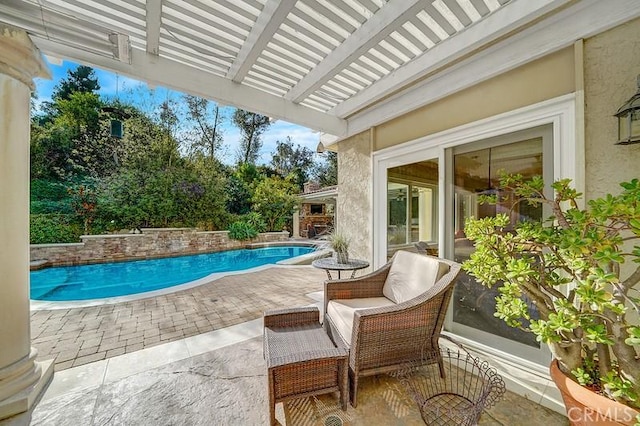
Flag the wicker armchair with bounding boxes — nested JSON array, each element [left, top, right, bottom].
[[323, 251, 461, 407]]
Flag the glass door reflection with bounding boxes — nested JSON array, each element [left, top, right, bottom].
[[387, 160, 438, 259], [452, 137, 544, 348]]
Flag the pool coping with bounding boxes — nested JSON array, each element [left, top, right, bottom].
[[29, 248, 332, 311]]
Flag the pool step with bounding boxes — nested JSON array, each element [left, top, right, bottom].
[[30, 260, 51, 271]]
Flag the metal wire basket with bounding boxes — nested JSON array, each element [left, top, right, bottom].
[[394, 347, 506, 426]]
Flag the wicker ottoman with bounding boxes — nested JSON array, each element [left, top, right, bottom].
[[263, 306, 348, 426]]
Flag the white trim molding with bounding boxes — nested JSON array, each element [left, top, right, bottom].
[[373, 93, 577, 267]]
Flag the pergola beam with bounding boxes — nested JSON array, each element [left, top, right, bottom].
[[344, 0, 640, 139], [226, 0, 296, 83], [146, 0, 163, 55], [331, 0, 570, 118], [32, 36, 347, 136], [285, 0, 428, 103]]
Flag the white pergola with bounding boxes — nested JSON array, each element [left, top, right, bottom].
[[1, 0, 640, 421], [3, 0, 638, 143]]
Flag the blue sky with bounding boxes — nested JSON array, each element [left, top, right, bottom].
[[34, 59, 321, 165]]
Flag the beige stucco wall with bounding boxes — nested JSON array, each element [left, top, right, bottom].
[[375, 47, 575, 150], [583, 17, 640, 200], [336, 130, 373, 267]]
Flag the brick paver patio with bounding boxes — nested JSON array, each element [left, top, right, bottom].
[[30, 266, 327, 371]]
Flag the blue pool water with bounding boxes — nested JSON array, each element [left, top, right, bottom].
[[30, 246, 315, 301]]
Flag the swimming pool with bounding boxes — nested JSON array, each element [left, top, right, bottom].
[[30, 246, 315, 301]]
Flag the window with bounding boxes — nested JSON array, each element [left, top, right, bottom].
[[387, 159, 438, 257], [310, 204, 323, 214]]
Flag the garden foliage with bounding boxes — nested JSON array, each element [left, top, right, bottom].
[[30, 66, 333, 243]]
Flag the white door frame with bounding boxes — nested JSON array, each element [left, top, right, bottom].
[[371, 94, 579, 411], [372, 93, 579, 269]]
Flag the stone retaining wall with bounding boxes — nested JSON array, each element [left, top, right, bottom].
[[31, 228, 290, 267]]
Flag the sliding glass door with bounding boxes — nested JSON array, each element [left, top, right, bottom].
[[387, 160, 438, 258], [374, 97, 577, 367], [448, 125, 552, 363]]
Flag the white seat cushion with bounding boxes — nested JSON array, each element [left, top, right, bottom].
[[327, 297, 395, 346], [382, 251, 449, 304]]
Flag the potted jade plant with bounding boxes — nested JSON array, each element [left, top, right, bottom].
[[328, 232, 350, 264], [462, 174, 640, 425]]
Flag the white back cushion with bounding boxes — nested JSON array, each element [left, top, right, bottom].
[[382, 251, 449, 304]]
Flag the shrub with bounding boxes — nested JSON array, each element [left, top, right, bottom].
[[30, 199, 73, 214], [30, 179, 68, 202], [251, 175, 300, 231], [30, 179, 73, 214], [243, 212, 267, 233], [228, 221, 258, 241], [463, 175, 640, 407], [30, 214, 83, 244]]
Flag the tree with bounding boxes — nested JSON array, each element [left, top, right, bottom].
[[31, 65, 113, 181], [183, 94, 224, 161], [56, 91, 102, 134], [68, 184, 98, 234], [52, 65, 100, 102], [312, 151, 338, 187], [270, 136, 315, 187], [57, 92, 121, 178], [157, 99, 182, 169], [116, 107, 172, 170], [225, 163, 263, 215], [31, 91, 112, 180], [29, 67, 241, 240], [252, 175, 300, 231], [463, 176, 640, 408], [30, 118, 74, 180], [41, 65, 100, 118], [232, 109, 271, 164]]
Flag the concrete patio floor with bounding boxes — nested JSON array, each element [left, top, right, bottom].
[[8, 265, 570, 425], [27, 342, 568, 426]]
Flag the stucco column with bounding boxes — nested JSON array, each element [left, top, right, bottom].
[[0, 25, 54, 420], [292, 210, 300, 238]]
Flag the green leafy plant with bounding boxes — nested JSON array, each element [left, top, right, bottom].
[[30, 214, 82, 244], [462, 175, 640, 408], [68, 184, 98, 235], [251, 175, 300, 231], [242, 212, 267, 233], [227, 221, 258, 241]]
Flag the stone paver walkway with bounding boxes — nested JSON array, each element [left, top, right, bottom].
[[30, 266, 326, 371]]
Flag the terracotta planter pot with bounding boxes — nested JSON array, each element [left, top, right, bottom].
[[550, 359, 639, 425]]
